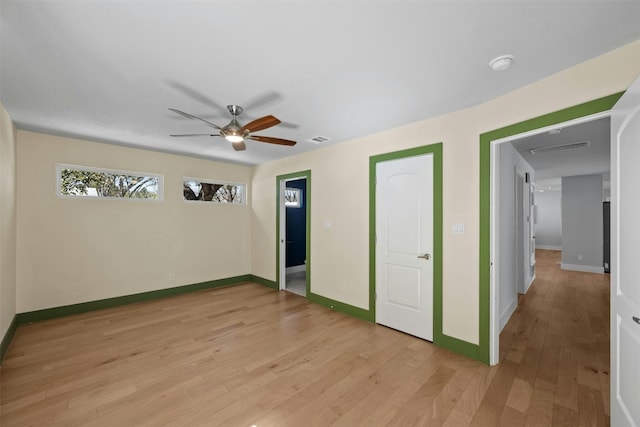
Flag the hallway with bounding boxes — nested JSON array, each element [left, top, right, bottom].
[[481, 249, 610, 425]]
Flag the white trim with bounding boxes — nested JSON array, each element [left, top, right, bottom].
[[560, 263, 605, 274], [490, 111, 610, 146], [524, 274, 536, 294], [499, 297, 518, 332], [489, 138, 500, 365], [535, 245, 562, 251]]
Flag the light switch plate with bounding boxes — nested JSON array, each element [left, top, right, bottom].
[[453, 223, 465, 234]]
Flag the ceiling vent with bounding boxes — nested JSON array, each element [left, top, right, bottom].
[[528, 141, 590, 155], [306, 135, 331, 144]]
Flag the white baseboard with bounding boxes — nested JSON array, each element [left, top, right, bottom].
[[536, 245, 562, 251], [499, 298, 518, 332], [524, 274, 535, 293], [560, 263, 604, 274]]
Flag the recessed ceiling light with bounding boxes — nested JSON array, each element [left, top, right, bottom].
[[489, 54, 514, 72]]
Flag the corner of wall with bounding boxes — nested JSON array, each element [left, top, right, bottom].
[[0, 102, 18, 359], [0, 315, 18, 364]]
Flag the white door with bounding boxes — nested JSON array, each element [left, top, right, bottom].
[[611, 76, 640, 427], [376, 154, 433, 341]]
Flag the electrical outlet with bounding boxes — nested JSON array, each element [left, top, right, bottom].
[[578, 255, 583, 261]]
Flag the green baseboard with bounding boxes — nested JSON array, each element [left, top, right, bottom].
[[16, 274, 259, 325], [249, 274, 278, 289], [1, 315, 18, 365], [4, 274, 483, 365], [434, 331, 482, 362], [308, 292, 374, 323], [2, 274, 277, 361]]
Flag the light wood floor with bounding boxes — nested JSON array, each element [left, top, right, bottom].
[[0, 250, 610, 426]]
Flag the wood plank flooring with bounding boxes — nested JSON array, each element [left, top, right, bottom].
[[0, 250, 610, 426]]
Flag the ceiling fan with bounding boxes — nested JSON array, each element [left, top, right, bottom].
[[169, 105, 297, 151]]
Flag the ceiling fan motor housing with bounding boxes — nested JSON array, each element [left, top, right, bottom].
[[220, 115, 248, 142]]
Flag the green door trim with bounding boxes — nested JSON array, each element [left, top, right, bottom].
[[479, 92, 623, 364], [369, 143, 445, 346], [276, 170, 311, 295]]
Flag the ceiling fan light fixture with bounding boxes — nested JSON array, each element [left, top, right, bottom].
[[224, 133, 244, 143], [221, 115, 247, 143]]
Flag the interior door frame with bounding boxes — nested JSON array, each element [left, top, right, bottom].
[[515, 172, 525, 296], [276, 170, 311, 294], [369, 144, 444, 343], [481, 93, 623, 365]]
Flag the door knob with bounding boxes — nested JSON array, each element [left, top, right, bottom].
[[417, 253, 431, 260]]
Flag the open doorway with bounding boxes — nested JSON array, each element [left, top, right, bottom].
[[488, 110, 612, 364], [283, 178, 307, 296], [277, 170, 311, 297]]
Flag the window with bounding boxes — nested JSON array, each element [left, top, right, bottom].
[[183, 177, 246, 204], [284, 188, 301, 207], [57, 164, 162, 200]]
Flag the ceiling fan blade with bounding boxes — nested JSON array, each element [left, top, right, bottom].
[[169, 114, 220, 121], [166, 81, 227, 114], [248, 135, 297, 146], [168, 108, 221, 130], [243, 91, 283, 111], [232, 141, 247, 151], [277, 121, 299, 129], [239, 114, 298, 129], [170, 133, 217, 137], [241, 115, 281, 133]]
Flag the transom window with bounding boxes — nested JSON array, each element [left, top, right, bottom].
[[57, 164, 162, 200], [183, 177, 246, 204]]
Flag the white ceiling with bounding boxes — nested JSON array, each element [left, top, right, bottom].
[[2, 1, 640, 166], [511, 116, 611, 185]]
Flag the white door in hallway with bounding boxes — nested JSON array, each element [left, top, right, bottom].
[[376, 154, 433, 341], [611, 75, 640, 427]]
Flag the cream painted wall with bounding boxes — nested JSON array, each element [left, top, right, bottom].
[[251, 40, 640, 345], [1, 102, 17, 340], [16, 131, 252, 313]]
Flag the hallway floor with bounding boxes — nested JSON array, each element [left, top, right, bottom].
[[488, 249, 610, 426]]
